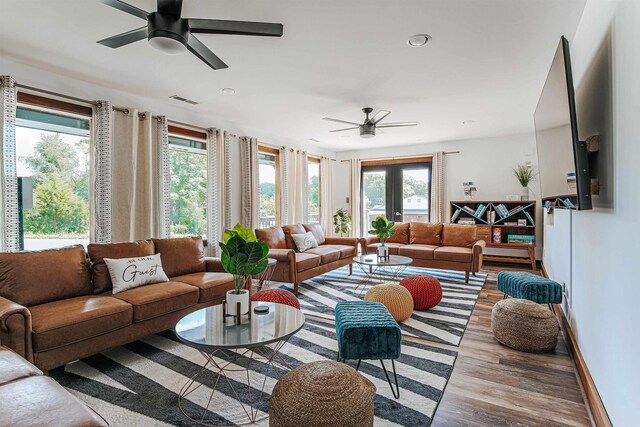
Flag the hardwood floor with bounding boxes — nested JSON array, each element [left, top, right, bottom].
[[421, 264, 593, 427]]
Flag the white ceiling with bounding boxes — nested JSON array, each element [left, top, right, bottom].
[[0, 0, 586, 152]]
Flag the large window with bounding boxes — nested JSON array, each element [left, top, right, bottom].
[[16, 105, 91, 250], [307, 157, 320, 223], [258, 146, 279, 228], [168, 134, 207, 237]]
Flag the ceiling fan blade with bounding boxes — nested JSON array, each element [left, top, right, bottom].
[[323, 117, 361, 126], [187, 35, 228, 70], [97, 0, 148, 20], [372, 110, 391, 124], [188, 19, 283, 37], [97, 26, 148, 48], [330, 127, 359, 133], [376, 122, 418, 128], [157, 0, 183, 17]]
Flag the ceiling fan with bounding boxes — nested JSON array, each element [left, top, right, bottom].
[[96, 0, 283, 70], [323, 108, 418, 138]]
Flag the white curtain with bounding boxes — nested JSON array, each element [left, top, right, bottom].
[[295, 151, 309, 223], [240, 136, 259, 229], [279, 146, 290, 225], [0, 76, 18, 252], [157, 116, 171, 238], [431, 151, 446, 223], [350, 158, 362, 237], [206, 128, 230, 255], [111, 109, 168, 242], [320, 156, 333, 234], [91, 101, 113, 243]]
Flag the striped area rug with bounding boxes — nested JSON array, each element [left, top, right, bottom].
[[278, 266, 486, 346], [51, 318, 457, 427]]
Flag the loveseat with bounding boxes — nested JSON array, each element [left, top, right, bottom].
[[255, 224, 359, 295], [363, 222, 485, 283], [0, 236, 234, 371]]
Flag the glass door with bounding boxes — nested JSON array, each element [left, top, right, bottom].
[[362, 170, 387, 232], [400, 167, 430, 223]]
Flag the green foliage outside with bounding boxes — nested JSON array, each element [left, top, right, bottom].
[[259, 181, 276, 220], [308, 174, 319, 216], [170, 149, 207, 237], [363, 173, 428, 209]]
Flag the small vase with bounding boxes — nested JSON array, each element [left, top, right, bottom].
[[226, 289, 249, 316], [521, 186, 529, 201], [377, 242, 389, 260]]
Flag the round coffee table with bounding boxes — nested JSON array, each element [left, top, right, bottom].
[[175, 302, 305, 426], [352, 254, 413, 295]]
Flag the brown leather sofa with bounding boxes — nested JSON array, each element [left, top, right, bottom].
[[255, 223, 358, 295], [363, 222, 485, 283], [0, 345, 108, 426], [0, 236, 234, 371]]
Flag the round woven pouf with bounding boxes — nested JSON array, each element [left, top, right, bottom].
[[364, 283, 414, 322], [251, 289, 300, 309], [400, 274, 442, 309], [269, 360, 376, 427], [491, 298, 559, 353]]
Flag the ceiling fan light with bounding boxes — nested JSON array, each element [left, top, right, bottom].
[[360, 133, 375, 139], [148, 35, 187, 54]]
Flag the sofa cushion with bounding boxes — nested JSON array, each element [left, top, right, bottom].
[[321, 244, 356, 259], [305, 246, 341, 264], [295, 252, 322, 272], [367, 242, 404, 255], [152, 237, 205, 277], [386, 222, 410, 244], [171, 272, 234, 303], [255, 227, 287, 249], [29, 295, 132, 352], [88, 240, 155, 294], [291, 232, 319, 252], [441, 224, 477, 248], [105, 253, 170, 294], [113, 281, 198, 322], [0, 246, 91, 307], [398, 244, 438, 260], [434, 246, 474, 263], [0, 346, 42, 384], [282, 224, 306, 249], [303, 224, 326, 245], [410, 223, 443, 246]]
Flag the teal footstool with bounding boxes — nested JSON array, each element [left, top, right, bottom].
[[497, 271, 562, 304], [335, 301, 402, 398]]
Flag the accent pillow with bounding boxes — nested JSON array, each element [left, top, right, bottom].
[[409, 222, 443, 246], [386, 223, 410, 244], [104, 254, 169, 294], [291, 232, 319, 252]]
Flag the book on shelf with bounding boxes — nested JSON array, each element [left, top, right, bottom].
[[492, 228, 502, 244], [523, 210, 535, 225], [459, 219, 476, 225], [504, 221, 519, 226], [565, 198, 576, 208], [490, 210, 496, 224], [473, 204, 484, 216], [451, 208, 462, 222], [508, 205, 523, 215], [507, 234, 535, 245], [462, 206, 475, 215], [496, 204, 510, 218]]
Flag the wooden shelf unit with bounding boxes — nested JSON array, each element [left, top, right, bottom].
[[449, 200, 537, 269]]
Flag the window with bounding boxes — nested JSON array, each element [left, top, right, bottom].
[[16, 104, 91, 250], [168, 133, 207, 237], [307, 157, 320, 223], [258, 146, 279, 228]]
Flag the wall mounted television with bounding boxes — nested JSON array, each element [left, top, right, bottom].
[[534, 36, 592, 210]]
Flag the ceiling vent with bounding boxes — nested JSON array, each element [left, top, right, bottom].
[[170, 95, 199, 105]]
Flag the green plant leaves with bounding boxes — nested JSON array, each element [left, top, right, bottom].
[[223, 223, 257, 243], [369, 215, 397, 239], [219, 225, 268, 277]]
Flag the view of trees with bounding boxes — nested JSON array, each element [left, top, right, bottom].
[[308, 174, 319, 216], [169, 149, 207, 237], [362, 172, 429, 209], [259, 181, 276, 220]]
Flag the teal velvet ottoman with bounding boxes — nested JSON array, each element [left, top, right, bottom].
[[335, 301, 402, 398], [497, 271, 562, 304]]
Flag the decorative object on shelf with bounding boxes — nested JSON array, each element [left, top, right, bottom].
[[333, 208, 352, 237], [513, 163, 536, 200], [462, 181, 477, 200], [368, 215, 396, 261], [492, 228, 502, 245], [400, 274, 442, 310], [219, 223, 269, 320]]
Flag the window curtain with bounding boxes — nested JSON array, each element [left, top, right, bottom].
[[111, 109, 168, 242], [0, 76, 18, 252], [240, 136, 259, 229], [320, 156, 333, 235], [205, 128, 230, 256], [295, 150, 309, 223], [279, 146, 290, 225], [91, 101, 113, 243], [350, 158, 362, 237], [431, 151, 446, 223]]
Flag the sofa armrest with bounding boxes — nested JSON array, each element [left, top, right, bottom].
[[204, 257, 225, 273], [360, 237, 380, 254], [0, 296, 33, 362], [323, 237, 358, 247], [266, 248, 295, 262], [472, 239, 486, 272]]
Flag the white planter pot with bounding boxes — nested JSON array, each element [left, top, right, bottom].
[[521, 186, 529, 200], [226, 289, 249, 316], [377, 243, 389, 260]]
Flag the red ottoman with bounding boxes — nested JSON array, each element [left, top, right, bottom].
[[251, 289, 301, 309], [400, 274, 442, 309]]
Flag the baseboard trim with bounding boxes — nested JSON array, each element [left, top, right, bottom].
[[541, 264, 613, 427]]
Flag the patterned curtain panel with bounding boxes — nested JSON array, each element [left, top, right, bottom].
[[350, 158, 362, 237], [221, 130, 232, 230], [430, 151, 445, 223], [205, 128, 228, 256], [0, 76, 18, 252], [320, 156, 333, 235], [240, 136, 259, 229], [156, 116, 170, 238], [295, 150, 309, 223], [92, 101, 113, 243], [282, 147, 297, 225]]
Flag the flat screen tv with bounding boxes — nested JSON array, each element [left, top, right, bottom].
[[534, 36, 591, 210]]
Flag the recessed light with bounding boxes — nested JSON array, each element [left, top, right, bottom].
[[407, 34, 431, 47], [462, 120, 477, 125], [221, 88, 235, 95]]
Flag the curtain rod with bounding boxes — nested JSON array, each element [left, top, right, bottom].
[[339, 151, 460, 162], [15, 83, 95, 106]]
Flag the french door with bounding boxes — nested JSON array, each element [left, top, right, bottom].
[[361, 161, 432, 234]]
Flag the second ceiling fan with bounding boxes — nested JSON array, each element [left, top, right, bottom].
[[323, 108, 418, 138]]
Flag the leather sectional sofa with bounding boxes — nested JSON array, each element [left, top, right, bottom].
[[363, 222, 485, 283], [255, 223, 359, 295], [0, 236, 234, 371]]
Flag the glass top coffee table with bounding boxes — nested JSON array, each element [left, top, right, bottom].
[[175, 302, 305, 426], [352, 254, 413, 295]]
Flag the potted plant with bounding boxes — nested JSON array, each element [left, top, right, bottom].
[[333, 208, 352, 237], [513, 163, 536, 200], [218, 224, 269, 316], [368, 215, 396, 260]]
